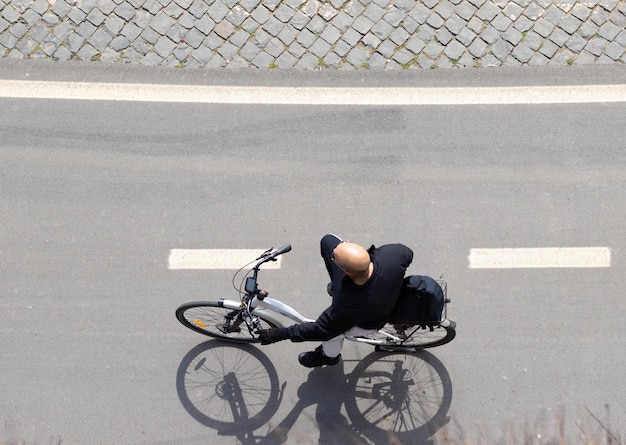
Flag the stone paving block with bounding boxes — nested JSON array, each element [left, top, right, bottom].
[[306, 15, 326, 33], [214, 20, 235, 39], [121, 22, 142, 41], [456, 26, 477, 46], [491, 13, 512, 31], [230, 28, 250, 46], [393, 47, 414, 64], [390, 27, 410, 46], [253, 28, 271, 46], [332, 39, 351, 56], [367, 51, 386, 69], [114, 3, 136, 21], [604, 41, 624, 60], [265, 36, 286, 57], [538, 38, 558, 57], [513, 15, 533, 32], [383, 8, 404, 27], [346, 45, 369, 66], [426, 13, 444, 29], [408, 4, 431, 24], [559, 15, 582, 34], [239, 40, 260, 59], [457, 2, 477, 20], [195, 15, 216, 34], [376, 39, 395, 57], [363, 3, 385, 22], [227, 6, 249, 26], [208, 1, 230, 22], [290, 10, 309, 30], [491, 38, 512, 59], [585, 37, 607, 56], [309, 37, 331, 57], [502, 26, 523, 45], [320, 24, 341, 44], [511, 41, 534, 62], [423, 39, 444, 58], [598, 21, 622, 40], [404, 35, 425, 53], [402, 16, 419, 34], [274, 4, 295, 22], [277, 26, 297, 44], [436, 27, 453, 45], [416, 23, 436, 40], [548, 27, 569, 46], [352, 15, 374, 34], [295, 52, 319, 68], [370, 18, 393, 39], [362, 31, 380, 49], [275, 51, 296, 68], [566, 33, 587, 52], [296, 28, 316, 47], [265, 16, 286, 36], [468, 36, 488, 56], [445, 14, 467, 35], [436, 0, 456, 20], [444, 39, 466, 59], [476, 1, 500, 21]]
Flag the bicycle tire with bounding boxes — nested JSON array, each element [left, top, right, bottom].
[[176, 301, 279, 343], [372, 320, 456, 352]]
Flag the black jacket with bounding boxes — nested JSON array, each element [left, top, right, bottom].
[[287, 243, 413, 342]]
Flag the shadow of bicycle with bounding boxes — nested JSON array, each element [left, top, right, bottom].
[[176, 341, 452, 444]]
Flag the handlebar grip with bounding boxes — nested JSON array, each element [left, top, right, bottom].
[[271, 244, 292, 258]]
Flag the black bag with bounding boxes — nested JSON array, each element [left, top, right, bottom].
[[388, 275, 445, 329]]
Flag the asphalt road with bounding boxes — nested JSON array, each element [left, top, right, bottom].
[[1, 61, 625, 444]]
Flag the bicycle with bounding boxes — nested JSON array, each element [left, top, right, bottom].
[[175, 244, 456, 352]]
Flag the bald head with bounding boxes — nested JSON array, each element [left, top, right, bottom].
[[333, 242, 371, 276]]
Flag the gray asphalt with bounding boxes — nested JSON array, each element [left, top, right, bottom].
[[1, 62, 625, 444]]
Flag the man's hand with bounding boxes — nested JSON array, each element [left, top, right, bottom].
[[256, 327, 289, 345]]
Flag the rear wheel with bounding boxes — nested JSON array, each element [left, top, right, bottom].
[[176, 301, 278, 343], [372, 320, 456, 352]]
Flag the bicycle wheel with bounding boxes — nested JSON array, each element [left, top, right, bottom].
[[176, 301, 279, 343], [372, 320, 456, 352]]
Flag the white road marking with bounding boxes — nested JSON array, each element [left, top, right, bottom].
[[468, 247, 611, 269], [2, 80, 626, 104], [168, 249, 282, 270]]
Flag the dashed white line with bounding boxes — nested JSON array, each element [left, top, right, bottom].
[[168, 249, 282, 270], [2, 80, 626, 104], [468, 247, 611, 269]]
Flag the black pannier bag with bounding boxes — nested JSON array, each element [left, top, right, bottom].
[[388, 275, 445, 330]]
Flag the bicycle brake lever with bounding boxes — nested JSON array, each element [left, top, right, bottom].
[[256, 248, 273, 260]]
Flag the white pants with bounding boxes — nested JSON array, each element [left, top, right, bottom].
[[322, 326, 376, 358]]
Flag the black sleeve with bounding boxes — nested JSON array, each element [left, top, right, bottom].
[[286, 301, 364, 342]]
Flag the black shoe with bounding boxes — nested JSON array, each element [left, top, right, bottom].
[[298, 346, 340, 368]]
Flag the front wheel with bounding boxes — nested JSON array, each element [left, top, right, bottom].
[[176, 301, 279, 343]]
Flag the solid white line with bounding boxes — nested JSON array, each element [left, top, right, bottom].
[[468, 247, 611, 269], [2, 79, 626, 104], [168, 249, 282, 270]]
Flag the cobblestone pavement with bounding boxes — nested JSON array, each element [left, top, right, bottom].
[[1, 0, 625, 70]]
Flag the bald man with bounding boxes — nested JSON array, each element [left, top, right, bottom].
[[258, 234, 413, 368]]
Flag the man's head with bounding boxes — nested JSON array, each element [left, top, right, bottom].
[[332, 242, 372, 282]]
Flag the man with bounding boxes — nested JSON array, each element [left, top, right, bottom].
[[258, 234, 413, 367]]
